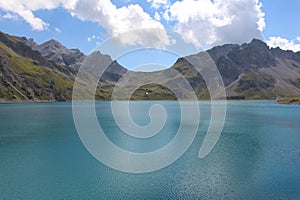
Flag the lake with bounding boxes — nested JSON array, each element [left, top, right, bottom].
[[0, 101, 299, 199]]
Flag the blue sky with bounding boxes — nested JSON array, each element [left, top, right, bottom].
[[260, 0, 299, 40], [0, 0, 299, 70]]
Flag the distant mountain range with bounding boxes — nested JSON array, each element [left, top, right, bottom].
[[0, 31, 299, 102]]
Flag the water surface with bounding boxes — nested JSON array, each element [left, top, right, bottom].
[[0, 101, 299, 199]]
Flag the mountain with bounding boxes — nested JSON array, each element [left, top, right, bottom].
[[0, 31, 300, 102], [27, 37, 127, 84], [170, 39, 300, 99], [0, 32, 75, 101], [31, 39, 86, 69], [209, 39, 300, 99], [0, 32, 126, 101]]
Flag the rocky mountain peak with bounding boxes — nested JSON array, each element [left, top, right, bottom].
[[32, 39, 86, 68], [249, 38, 268, 47], [208, 43, 239, 61], [245, 38, 269, 52], [83, 51, 127, 83], [14, 36, 37, 48], [36, 39, 65, 51]]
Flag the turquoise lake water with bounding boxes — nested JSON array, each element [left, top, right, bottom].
[[0, 101, 299, 199]]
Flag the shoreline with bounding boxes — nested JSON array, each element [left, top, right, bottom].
[[0, 100, 58, 104], [276, 96, 300, 105], [0, 99, 278, 104]]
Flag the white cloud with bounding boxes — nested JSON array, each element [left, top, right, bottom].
[[87, 35, 96, 42], [164, 0, 265, 48], [16, 6, 49, 31], [267, 36, 300, 52], [68, 0, 171, 47], [1, 0, 77, 10], [154, 12, 161, 21], [55, 27, 61, 33], [0, 0, 171, 47], [147, 0, 170, 9], [3, 13, 19, 20], [0, 0, 75, 30], [0, 0, 278, 51]]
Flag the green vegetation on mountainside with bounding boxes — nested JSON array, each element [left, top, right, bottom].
[[277, 96, 300, 104], [0, 36, 74, 101]]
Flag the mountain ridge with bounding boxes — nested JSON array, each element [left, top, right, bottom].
[[1, 31, 299, 101]]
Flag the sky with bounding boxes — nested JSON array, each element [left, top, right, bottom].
[[0, 0, 299, 70]]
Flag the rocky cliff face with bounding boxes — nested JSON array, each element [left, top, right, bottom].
[[28, 38, 127, 84], [172, 39, 300, 99], [31, 39, 86, 70]]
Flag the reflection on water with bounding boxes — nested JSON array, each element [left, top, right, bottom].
[[0, 101, 299, 199]]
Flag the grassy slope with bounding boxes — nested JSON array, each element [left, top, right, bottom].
[[0, 39, 74, 101], [233, 71, 277, 99], [277, 96, 300, 104]]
